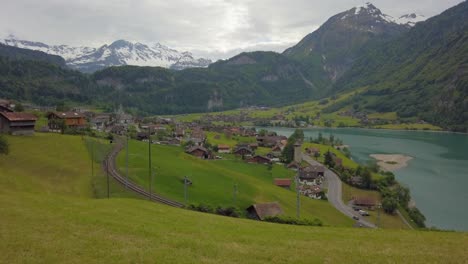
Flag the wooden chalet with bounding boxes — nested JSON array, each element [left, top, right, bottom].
[[0, 112, 37, 135], [287, 161, 301, 170], [47, 112, 86, 131], [353, 197, 377, 209], [217, 144, 231, 154], [246, 155, 271, 165], [233, 146, 254, 156], [249, 143, 259, 150], [274, 178, 292, 189], [186, 146, 209, 159], [246, 202, 283, 220], [299, 165, 325, 181], [257, 135, 288, 147]]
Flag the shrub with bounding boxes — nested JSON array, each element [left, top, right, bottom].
[[263, 216, 323, 226], [215, 206, 241, 218], [188, 203, 213, 213]]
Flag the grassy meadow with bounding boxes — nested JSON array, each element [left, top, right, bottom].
[[1, 133, 468, 263], [116, 139, 353, 226]]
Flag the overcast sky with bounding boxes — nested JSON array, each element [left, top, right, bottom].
[[0, 0, 464, 60]]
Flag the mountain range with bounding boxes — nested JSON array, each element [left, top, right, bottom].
[[0, 2, 466, 131], [0, 36, 212, 72]]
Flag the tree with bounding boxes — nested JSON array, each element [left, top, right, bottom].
[[324, 151, 335, 168], [382, 196, 398, 214], [0, 135, 9, 155], [258, 129, 268, 137], [361, 168, 372, 189], [318, 132, 323, 143], [14, 103, 24, 112]]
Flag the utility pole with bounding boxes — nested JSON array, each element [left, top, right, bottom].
[[233, 183, 238, 205], [148, 127, 152, 201], [91, 138, 94, 178], [125, 130, 129, 189], [296, 174, 300, 219], [377, 203, 382, 228], [106, 159, 110, 198], [184, 176, 188, 205]]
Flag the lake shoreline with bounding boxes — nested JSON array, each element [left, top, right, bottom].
[[370, 154, 413, 172]]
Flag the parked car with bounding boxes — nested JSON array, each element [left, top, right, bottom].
[[353, 216, 359, 220], [359, 210, 369, 216]]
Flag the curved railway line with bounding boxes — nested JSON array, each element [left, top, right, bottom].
[[103, 138, 184, 208]]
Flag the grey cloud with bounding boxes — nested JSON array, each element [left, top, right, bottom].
[[0, 0, 464, 60]]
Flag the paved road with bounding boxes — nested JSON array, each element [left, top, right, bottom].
[[302, 154, 376, 228]]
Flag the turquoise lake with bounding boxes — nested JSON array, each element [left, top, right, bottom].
[[266, 127, 468, 231]]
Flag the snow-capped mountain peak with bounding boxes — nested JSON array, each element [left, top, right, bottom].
[[395, 13, 426, 27], [342, 3, 426, 27], [0, 35, 212, 72]]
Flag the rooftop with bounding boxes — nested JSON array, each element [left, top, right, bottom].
[[0, 112, 37, 122]]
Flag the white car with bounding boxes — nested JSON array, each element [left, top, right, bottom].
[[358, 210, 369, 216]]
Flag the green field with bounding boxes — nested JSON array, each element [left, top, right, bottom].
[[116, 139, 352, 226], [1, 133, 468, 263], [0, 134, 468, 263]]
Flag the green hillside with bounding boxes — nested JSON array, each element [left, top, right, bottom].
[[115, 139, 352, 227], [332, 1, 468, 132], [1, 134, 468, 263]]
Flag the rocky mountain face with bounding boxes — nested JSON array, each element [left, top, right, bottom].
[[284, 2, 425, 83], [0, 36, 211, 72]]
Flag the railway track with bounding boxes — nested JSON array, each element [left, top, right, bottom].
[[103, 138, 184, 208]]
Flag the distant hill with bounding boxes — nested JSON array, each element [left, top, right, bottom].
[[331, 1, 468, 131], [0, 43, 66, 67]]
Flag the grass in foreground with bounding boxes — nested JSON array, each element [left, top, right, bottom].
[[1, 133, 468, 263]]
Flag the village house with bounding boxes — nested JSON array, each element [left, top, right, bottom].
[[185, 146, 210, 159], [174, 127, 185, 138], [299, 185, 323, 199], [353, 197, 377, 210], [287, 161, 301, 170], [90, 114, 112, 131], [256, 135, 288, 147], [110, 125, 126, 136], [47, 112, 87, 132], [0, 112, 37, 135], [217, 144, 231, 154], [298, 165, 325, 185], [233, 146, 254, 157], [274, 178, 292, 189], [0, 100, 14, 112], [246, 202, 283, 220], [249, 143, 259, 150], [246, 155, 271, 165]]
